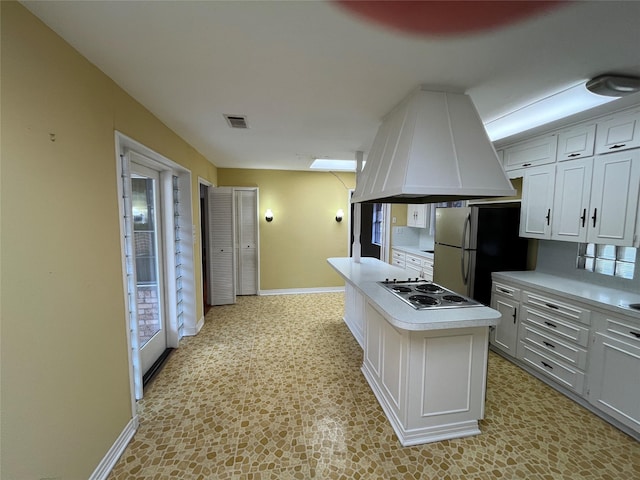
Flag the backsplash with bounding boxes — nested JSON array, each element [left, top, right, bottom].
[[535, 240, 640, 294], [392, 226, 435, 251]]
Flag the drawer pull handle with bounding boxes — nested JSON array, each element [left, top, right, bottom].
[[544, 321, 558, 329], [543, 341, 555, 349], [609, 143, 626, 150], [498, 288, 511, 294], [630, 331, 640, 339], [541, 361, 554, 370], [567, 153, 580, 158], [545, 303, 559, 310], [522, 163, 532, 167], [580, 208, 586, 228]]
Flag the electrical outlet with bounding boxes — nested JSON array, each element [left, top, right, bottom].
[[392, 216, 397, 224]]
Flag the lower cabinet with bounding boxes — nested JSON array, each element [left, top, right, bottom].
[[363, 301, 489, 445], [588, 312, 640, 432], [490, 276, 640, 438], [344, 282, 365, 348]]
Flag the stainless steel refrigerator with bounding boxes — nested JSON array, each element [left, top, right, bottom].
[[433, 204, 529, 305]]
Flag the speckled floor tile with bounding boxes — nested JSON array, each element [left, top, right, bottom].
[[107, 293, 639, 480]]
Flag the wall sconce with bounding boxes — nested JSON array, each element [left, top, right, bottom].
[[265, 209, 274, 222], [335, 209, 344, 222]]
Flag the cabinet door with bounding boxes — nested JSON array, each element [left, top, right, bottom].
[[490, 295, 519, 357], [551, 158, 593, 243], [556, 124, 596, 161], [519, 165, 555, 239], [407, 204, 428, 228], [589, 332, 640, 432], [587, 150, 640, 246], [595, 111, 640, 154], [504, 134, 557, 171]]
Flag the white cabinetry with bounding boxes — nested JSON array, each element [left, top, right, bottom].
[[405, 253, 422, 278], [556, 124, 596, 161], [587, 150, 640, 246], [344, 282, 365, 348], [407, 204, 430, 228], [503, 134, 557, 171], [595, 111, 640, 154], [421, 257, 434, 281], [490, 282, 520, 356], [589, 311, 640, 432], [551, 157, 593, 242], [391, 249, 406, 269], [519, 164, 555, 239], [362, 301, 490, 445], [518, 290, 591, 395]]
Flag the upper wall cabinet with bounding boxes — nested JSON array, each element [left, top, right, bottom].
[[407, 204, 430, 229], [556, 124, 596, 161], [519, 164, 555, 240], [503, 134, 558, 172], [595, 111, 640, 154]]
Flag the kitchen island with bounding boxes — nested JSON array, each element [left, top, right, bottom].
[[328, 257, 501, 446]]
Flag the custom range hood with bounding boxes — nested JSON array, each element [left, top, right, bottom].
[[351, 87, 515, 204]]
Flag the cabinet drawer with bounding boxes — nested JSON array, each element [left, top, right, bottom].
[[492, 282, 521, 301], [392, 258, 406, 269], [599, 314, 640, 348], [520, 322, 588, 370], [522, 291, 590, 325], [503, 134, 557, 170], [520, 306, 590, 347], [406, 254, 423, 268], [520, 343, 586, 394], [556, 124, 596, 161], [595, 111, 640, 154]]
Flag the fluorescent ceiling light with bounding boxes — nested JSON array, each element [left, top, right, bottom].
[[484, 81, 618, 141], [310, 159, 357, 171]]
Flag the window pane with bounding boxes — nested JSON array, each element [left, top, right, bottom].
[[596, 244, 616, 260], [617, 247, 637, 262], [615, 261, 635, 279], [595, 258, 615, 275]]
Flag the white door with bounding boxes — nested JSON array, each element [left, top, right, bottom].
[[208, 187, 236, 305], [235, 189, 258, 295], [131, 163, 167, 375]]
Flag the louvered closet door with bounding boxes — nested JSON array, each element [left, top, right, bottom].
[[208, 187, 236, 305], [235, 189, 258, 295]]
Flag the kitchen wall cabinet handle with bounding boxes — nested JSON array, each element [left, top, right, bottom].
[[541, 361, 554, 370], [592, 208, 597, 228], [546, 209, 551, 225], [568, 153, 580, 157], [609, 144, 626, 150], [543, 341, 555, 349], [544, 321, 558, 328], [580, 209, 586, 228], [545, 303, 559, 310], [630, 331, 640, 339], [522, 163, 532, 167], [512, 308, 517, 324]]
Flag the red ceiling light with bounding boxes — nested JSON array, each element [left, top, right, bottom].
[[333, 1, 565, 36]]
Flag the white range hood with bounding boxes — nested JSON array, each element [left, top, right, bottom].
[[352, 87, 515, 204]]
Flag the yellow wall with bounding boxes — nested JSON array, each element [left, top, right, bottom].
[[0, 3, 217, 478], [218, 169, 355, 290]]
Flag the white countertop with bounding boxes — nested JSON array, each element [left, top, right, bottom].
[[493, 271, 640, 321], [328, 257, 500, 331]]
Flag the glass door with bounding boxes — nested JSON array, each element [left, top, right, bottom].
[[131, 163, 167, 375]]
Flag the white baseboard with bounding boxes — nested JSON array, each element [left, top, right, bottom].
[[259, 286, 345, 296], [184, 315, 205, 336], [89, 416, 138, 480]]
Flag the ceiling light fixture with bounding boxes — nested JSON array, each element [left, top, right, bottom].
[[586, 74, 640, 97], [483, 81, 620, 141]]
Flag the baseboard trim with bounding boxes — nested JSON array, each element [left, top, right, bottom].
[[184, 315, 205, 336], [89, 416, 138, 480], [259, 286, 345, 296]]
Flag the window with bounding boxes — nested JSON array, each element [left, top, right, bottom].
[[577, 243, 636, 279], [372, 203, 384, 246]]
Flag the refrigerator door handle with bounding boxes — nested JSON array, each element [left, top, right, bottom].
[[461, 213, 471, 285]]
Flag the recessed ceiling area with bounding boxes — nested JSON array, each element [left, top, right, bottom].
[[21, 0, 640, 171]]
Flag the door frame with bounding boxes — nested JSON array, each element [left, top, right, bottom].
[[198, 177, 215, 314], [115, 132, 197, 406]]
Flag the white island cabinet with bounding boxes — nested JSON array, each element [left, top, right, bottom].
[[328, 257, 500, 446]]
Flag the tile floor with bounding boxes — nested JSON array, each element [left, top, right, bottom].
[[108, 293, 639, 480]]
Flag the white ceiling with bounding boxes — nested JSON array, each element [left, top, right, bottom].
[[22, 1, 640, 171]]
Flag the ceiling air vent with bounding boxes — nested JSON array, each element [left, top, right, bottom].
[[224, 114, 249, 129]]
